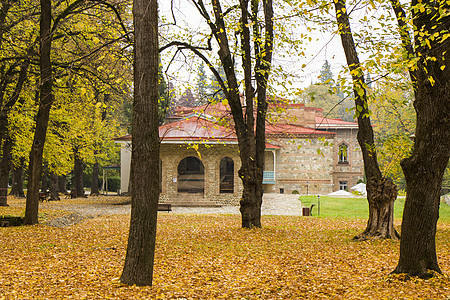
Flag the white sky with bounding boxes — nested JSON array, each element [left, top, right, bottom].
[[158, 1, 395, 98]]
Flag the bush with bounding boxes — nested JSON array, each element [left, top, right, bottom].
[[292, 190, 299, 194], [105, 176, 120, 192]]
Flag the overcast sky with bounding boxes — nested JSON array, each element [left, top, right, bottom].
[[158, 1, 389, 98]]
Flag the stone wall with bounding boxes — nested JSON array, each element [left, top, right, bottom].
[[117, 127, 364, 203], [264, 136, 335, 195], [331, 128, 364, 191], [160, 143, 243, 205]]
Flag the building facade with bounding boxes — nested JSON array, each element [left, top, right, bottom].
[[114, 103, 364, 206]]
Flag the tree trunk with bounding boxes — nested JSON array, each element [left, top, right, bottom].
[[0, 136, 11, 206], [41, 163, 48, 192], [355, 177, 399, 240], [393, 2, 450, 277], [0, 47, 31, 206], [10, 159, 25, 197], [49, 172, 59, 201], [239, 158, 263, 228], [208, 0, 273, 228], [334, 0, 398, 240], [24, 0, 53, 225], [73, 150, 84, 198], [91, 162, 100, 196], [120, 0, 159, 286], [58, 175, 67, 193]]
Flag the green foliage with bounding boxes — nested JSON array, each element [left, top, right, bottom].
[[319, 60, 334, 84], [298, 83, 354, 121], [196, 63, 208, 105], [105, 176, 120, 192], [369, 80, 416, 189]]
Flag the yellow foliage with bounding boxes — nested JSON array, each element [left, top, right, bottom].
[[0, 196, 448, 299]]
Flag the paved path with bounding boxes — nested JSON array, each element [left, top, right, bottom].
[[45, 194, 304, 217], [173, 194, 303, 216]]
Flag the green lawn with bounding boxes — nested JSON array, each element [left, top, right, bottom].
[[299, 195, 450, 223]]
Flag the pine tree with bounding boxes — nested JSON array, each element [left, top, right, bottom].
[[197, 64, 208, 104], [319, 60, 334, 84]]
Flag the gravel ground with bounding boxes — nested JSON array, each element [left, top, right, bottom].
[[173, 193, 303, 216], [58, 194, 303, 216], [22, 193, 304, 227]]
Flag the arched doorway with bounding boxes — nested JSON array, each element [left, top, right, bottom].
[[177, 156, 204, 193], [220, 157, 234, 193]]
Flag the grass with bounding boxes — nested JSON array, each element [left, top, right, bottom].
[[298, 195, 450, 223]]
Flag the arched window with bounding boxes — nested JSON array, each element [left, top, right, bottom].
[[220, 157, 234, 193], [177, 157, 204, 193], [338, 144, 348, 163]]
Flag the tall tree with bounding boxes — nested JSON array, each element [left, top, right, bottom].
[[196, 63, 208, 104], [389, 0, 450, 278], [10, 158, 25, 197], [120, 0, 159, 286], [334, 0, 399, 240], [300, 83, 354, 121], [158, 59, 171, 124], [319, 60, 333, 84], [162, 0, 274, 228], [73, 147, 84, 197], [0, 0, 36, 206], [24, 0, 53, 224]]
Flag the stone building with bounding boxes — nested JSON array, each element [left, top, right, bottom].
[[114, 103, 364, 206]]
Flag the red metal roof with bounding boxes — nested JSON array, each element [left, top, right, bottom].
[[315, 116, 358, 127], [266, 123, 334, 136], [114, 103, 355, 143], [159, 117, 237, 142]]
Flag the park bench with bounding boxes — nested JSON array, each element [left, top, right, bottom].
[[39, 191, 49, 202], [158, 203, 172, 212]]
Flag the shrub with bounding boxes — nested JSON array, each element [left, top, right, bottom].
[[106, 176, 121, 192], [292, 190, 299, 194]]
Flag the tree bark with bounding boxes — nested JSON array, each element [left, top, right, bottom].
[[0, 49, 31, 206], [73, 149, 84, 198], [120, 0, 159, 286], [334, 0, 399, 240], [0, 136, 11, 206], [207, 0, 273, 228], [58, 175, 67, 193], [91, 162, 100, 196], [10, 159, 25, 197], [393, 0, 450, 277], [41, 163, 48, 192], [49, 172, 59, 201], [24, 0, 53, 225]]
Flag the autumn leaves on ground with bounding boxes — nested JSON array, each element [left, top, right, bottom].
[[1, 197, 449, 299]]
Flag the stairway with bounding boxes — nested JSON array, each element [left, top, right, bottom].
[[163, 193, 222, 207]]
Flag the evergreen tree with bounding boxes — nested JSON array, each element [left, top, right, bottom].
[[207, 65, 227, 102], [158, 59, 171, 124], [197, 64, 208, 104], [319, 60, 334, 84]]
